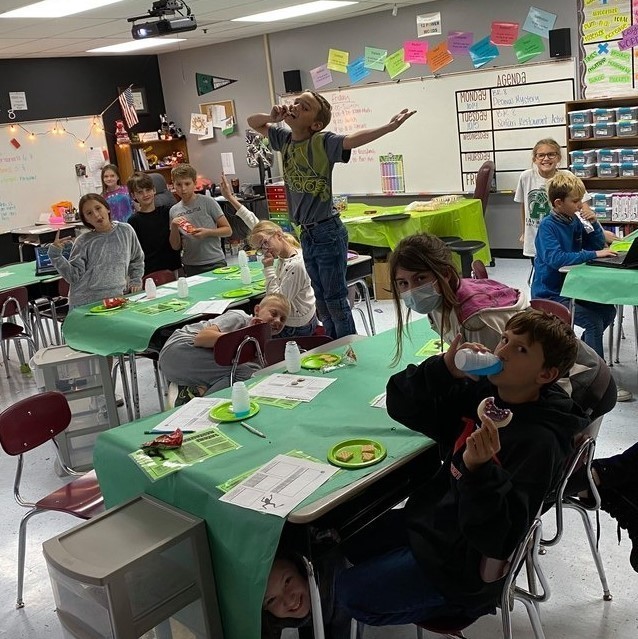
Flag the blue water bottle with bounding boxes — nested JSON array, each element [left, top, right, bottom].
[[454, 349, 503, 376]]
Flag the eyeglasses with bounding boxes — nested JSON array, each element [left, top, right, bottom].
[[255, 237, 272, 255], [535, 152, 559, 159]]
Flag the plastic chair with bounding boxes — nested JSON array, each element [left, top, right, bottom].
[[529, 298, 572, 326], [142, 269, 177, 286], [0, 391, 104, 608], [448, 239, 486, 278], [471, 259, 488, 279], [264, 335, 333, 365], [473, 160, 496, 218], [149, 172, 177, 208], [0, 286, 37, 378], [213, 322, 271, 386]]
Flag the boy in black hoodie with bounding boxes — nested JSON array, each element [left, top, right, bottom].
[[336, 308, 589, 626]]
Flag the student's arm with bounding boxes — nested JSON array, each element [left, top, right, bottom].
[[193, 324, 224, 348], [191, 214, 232, 238], [342, 108, 416, 150], [263, 258, 309, 300], [48, 234, 87, 284], [579, 207, 607, 251], [519, 204, 526, 243], [538, 223, 613, 268], [247, 105, 288, 137], [127, 230, 145, 292], [220, 175, 259, 230], [169, 209, 183, 250]]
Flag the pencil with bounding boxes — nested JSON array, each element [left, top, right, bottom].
[[240, 421, 266, 438]]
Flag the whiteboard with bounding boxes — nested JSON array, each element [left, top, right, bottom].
[[280, 59, 575, 196], [0, 116, 108, 234]]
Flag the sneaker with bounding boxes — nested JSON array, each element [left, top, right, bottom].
[[174, 385, 198, 407], [598, 484, 638, 573], [617, 388, 633, 402]]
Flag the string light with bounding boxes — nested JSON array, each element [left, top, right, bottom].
[[3, 115, 109, 146]]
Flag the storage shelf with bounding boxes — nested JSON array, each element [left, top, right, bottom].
[[115, 138, 189, 184]]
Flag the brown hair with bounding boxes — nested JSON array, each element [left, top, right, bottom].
[[100, 163, 121, 193], [127, 172, 154, 194], [388, 233, 460, 366], [248, 220, 300, 250], [546, 172, 586, 206], [308, 91, 332, 129], [171, 163, 197, 182], [505, 308, 578, 379], [78, 193, 111, 229], [532, 138, 561, 164]]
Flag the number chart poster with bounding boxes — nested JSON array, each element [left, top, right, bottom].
[[579, 0, 638, 97]]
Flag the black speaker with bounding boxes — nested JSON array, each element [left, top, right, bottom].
[[549, 28, 571, 58], [283, 70, 302, 94]]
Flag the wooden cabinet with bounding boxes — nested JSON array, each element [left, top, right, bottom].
[[114, 138, 189, 185]]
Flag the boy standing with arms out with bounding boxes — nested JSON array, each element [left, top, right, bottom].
[[248, 93, 415, 339], [169, 164, 232, 276], [531, 172, 617, 360], [127, 173, 181, 276]]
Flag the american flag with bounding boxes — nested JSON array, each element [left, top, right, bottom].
[[118, 86, 139, 129]]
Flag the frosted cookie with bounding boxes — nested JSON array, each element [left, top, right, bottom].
[[478, 396, 513, 429]]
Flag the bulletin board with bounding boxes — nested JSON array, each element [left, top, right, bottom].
[[279, 58, 575, 195], [199, 100, 236, 130], [0, 115, 108, 234]]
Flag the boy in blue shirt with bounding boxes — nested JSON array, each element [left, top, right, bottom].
[[531, 172, 616, 358], [248, 93, 415, 339]]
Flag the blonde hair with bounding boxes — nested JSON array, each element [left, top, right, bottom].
[[259, 293, 291, 315], [248, 221, 300, 249], [546, 172, 586, 204], [532, 138, 561, 164]]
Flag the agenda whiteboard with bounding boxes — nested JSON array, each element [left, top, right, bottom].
[[0, 115, 108, 234], [280, 58, 576, 196]]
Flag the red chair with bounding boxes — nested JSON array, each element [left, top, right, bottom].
[[0, 391, 104, 608], [142, 269, 177, 286], [529, 298, 572, 326], [264, 335, 334, 365], [0, 286, 37, 378], [471, 259, 488, 280], [213, 322, 271, 386]]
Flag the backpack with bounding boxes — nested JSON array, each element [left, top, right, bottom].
[[455, 278, 522, 324]]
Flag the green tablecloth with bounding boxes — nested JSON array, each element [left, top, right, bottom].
[[93, 321, 438, 639], [0, 261, 59, 293], [62, 269, 266, 357], [342, 199, 491, 264], [561, 264, 638, 306]]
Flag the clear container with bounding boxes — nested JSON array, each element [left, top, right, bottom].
[[569, 123, 592, 139], [591, 192, 614, 208], [240, 265, 252, 285], [596, 148, 619, 163], [616, 106, 638, 121], [619, 148, 638, 162], [593, 205, 612, 220], [144, 278, 157, 300], [617, 120, 638, 136], [620, 162, 638, 177], [571, 163, 596, 178], [231, 381, 250, 418], [593, 121, 617, 138], [570, 149, 597, 166], [596, 162, 620, 177], [592, 108, 616, 123], [284, 341, 302, 374], [177, 277, 189, 298], [568, 109, 592, 125], [237, 249, 249, 268]]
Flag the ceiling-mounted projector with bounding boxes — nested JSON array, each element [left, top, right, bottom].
[[128, 0, 197, 39]]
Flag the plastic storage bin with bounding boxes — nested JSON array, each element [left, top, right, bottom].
[[593, 122, 617, 138], [591, 192, 614, 209], [597, 163, 620, 177], [620, 162, 638, 177], [569, 123, 592, 139], [592, 108, 616, 122], [596, 148, 619, 163], [43, 495, 222, 639], [593, 206, 612, 220], [570, 149, 597, 165], [571, 163, 597, 178], [616, 106, 638, 121], [568, 109, 591, 125], [619, 148, 638, 162], [617, 120, 638, 136]]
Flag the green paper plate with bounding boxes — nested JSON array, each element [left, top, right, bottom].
[[213, 266, 240, 274], [300, 353, 342, 369], [222, 288, 254, 299], [209, 400, 260, 423], [252, 281, 267, 290], [89, 303, 124, 313], [328, 438, 387, 469]]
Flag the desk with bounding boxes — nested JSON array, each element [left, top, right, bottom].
[[342, 200, 491, 264], [93, 321, 439, 639], [10, 223, 80, 262]]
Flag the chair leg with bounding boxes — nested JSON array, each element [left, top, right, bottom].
[[614, 305, 623, 364], [1, 340, 9, 378], [129, 353, 141, 420], [515, 596, 546, 639], [116, 355, 134, 423], [152, 360, 165, 412], [16, 507, 45, 608], [355, 280, 376, 336]]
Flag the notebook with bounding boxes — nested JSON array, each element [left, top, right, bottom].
[[34, 244, 72, 276], [587, 237, 638, 269]]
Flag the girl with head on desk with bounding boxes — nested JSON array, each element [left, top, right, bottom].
[[389, 232, 527, 364], [48, 193, 144, 309], [101, 163, 136, 223]]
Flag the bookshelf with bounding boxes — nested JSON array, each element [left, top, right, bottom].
[[114, 138, 189, 185]]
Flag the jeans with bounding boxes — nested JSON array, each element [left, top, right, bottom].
[[277, 315, 318, 339], [574, 300, 616, 359], [300, 218, 355, 339]]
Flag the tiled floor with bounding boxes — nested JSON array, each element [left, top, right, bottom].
[[1, 258, 637, 638]]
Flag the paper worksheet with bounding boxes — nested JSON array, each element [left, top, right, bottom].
[[162, 274, 213, 288], [219, 454, 338, 517], [149, 397, 227, 433], [128, 288, 174, 302], [184, 300, 232, 316], [248, 373, 337, 402]]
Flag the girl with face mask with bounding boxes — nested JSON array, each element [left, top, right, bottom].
[[389, 233, 528, 365]]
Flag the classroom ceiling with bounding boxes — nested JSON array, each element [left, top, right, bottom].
[[0, 0, 434, 59]]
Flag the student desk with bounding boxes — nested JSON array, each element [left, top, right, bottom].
[[10, 222, 80, 262], [342, 199, 491, 264], [0, 261, 60, 294], [93, 321, 440, 639]]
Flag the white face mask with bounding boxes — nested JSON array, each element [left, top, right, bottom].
[[400, 281, 442, 315]]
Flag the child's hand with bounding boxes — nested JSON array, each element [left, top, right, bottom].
[[220, 174, 232, 199], [249, 317, 265, 326], [603, 229, 619, 245], [261, 251, 275, 267], [463, 414, 501, 472], [444, 334, 490, 380], [518, 233, 524, 244], [388, 108, 416, 131], [171, 216, 185, 227], [269, 105, 289, 123], [51, 230, 73, 249], [129, 284, 142, 293], [190, 227, 208, 238], [580, 208, 597, 223], [596, 248, 617, 258]]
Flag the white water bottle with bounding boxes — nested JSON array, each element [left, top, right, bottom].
[[454, 349, 503, 376], [284, 341, 302, 373], [237, 249, 249, 268], [231, 381, 250, 418], [144, 277, 157, 300], [240, 265, 252, 285], [177, 276, 189, 298]]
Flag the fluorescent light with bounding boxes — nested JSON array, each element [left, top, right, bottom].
[[87, 38, 184, 53], [232, 1, 357, 23], [0, 0, 124, 18]]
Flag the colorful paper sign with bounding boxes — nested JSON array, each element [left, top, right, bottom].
[[327, 48, 349, 73], [513, 32, 545, 63], [347, 56, 371, 84], [428, 42, 454, 73], [403, 40, 428, 64], [364, 46, 387, 71], [385, 49, 411, 79], [490, 21, 519, 46], [448, 31, 473, 56], [310, 64, 333, 89], [469, 36, 500, 68], [522, 6, 556, 39], [417, 12, 442, 38]]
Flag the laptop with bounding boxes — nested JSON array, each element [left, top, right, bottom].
[[587, 237, 638, 269], [34, 244, 72, 276]]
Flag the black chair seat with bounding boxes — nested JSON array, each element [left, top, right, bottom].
[[448, 240, 486, 278], [438, 235, 462, 245]]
